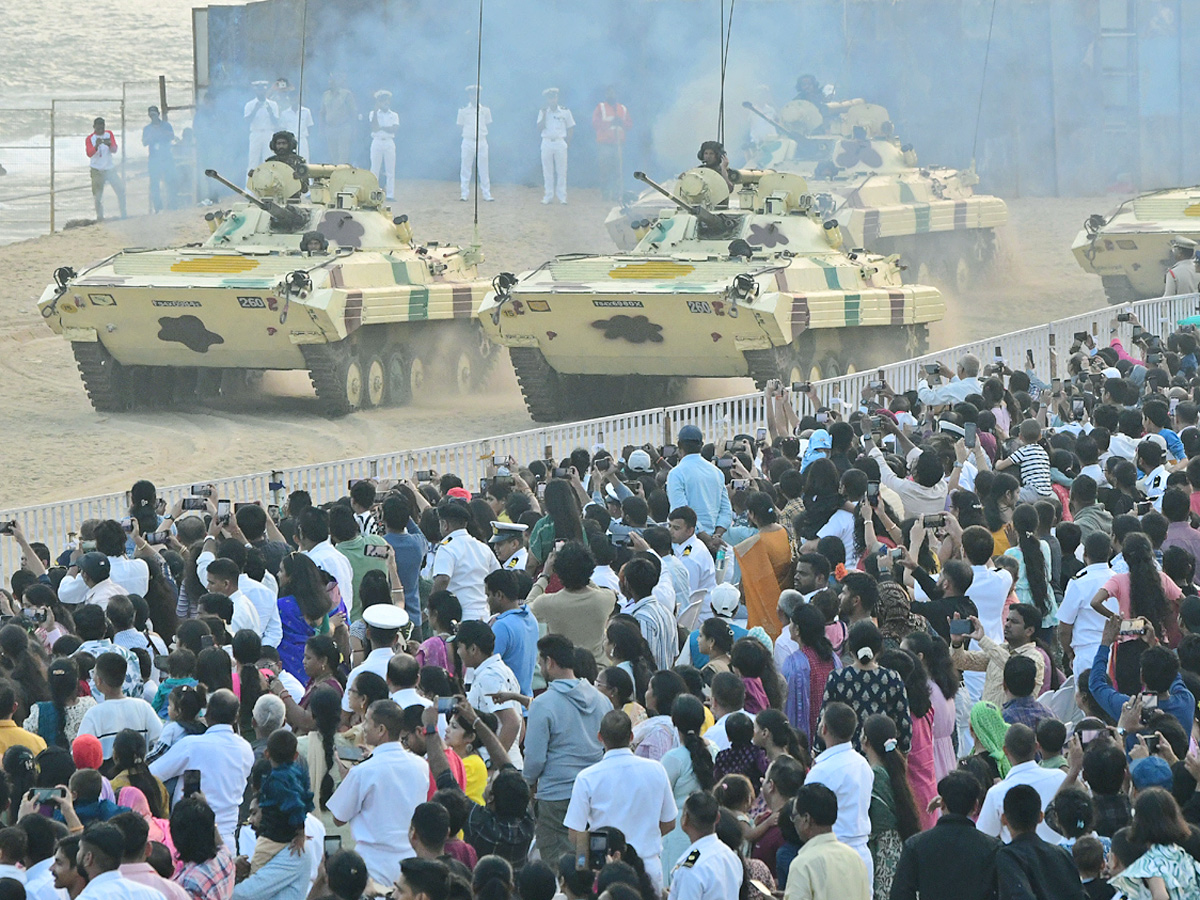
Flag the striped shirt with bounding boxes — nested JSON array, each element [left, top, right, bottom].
[[1007, 443, 1052, 496]]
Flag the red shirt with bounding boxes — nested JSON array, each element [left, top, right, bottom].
[[592, 102, 631, 144], [427, 747, 467, 798]]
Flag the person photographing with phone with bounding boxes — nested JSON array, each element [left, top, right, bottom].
[[1087, 616, 1195, 746]]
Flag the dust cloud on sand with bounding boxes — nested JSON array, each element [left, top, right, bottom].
[[0, 181, 1109, 509]]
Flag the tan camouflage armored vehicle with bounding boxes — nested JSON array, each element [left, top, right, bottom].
[[483, 168, 944, 422], [605, 101, 1007, 292], [1071, 186, 1200, 303], [37, 162, 497, 415]]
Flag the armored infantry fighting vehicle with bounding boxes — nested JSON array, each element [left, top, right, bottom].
[[482, 167, 944, 422], [1071, 187, 1200, 304], [605, 101, 1007, 292], [38, 162, 497, 416]]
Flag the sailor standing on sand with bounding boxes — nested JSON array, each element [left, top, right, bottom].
[[458, 85, 494, 202], [245, 81, 280, 173], [537, 87, 575, 205], [370, 90, 399, 201]]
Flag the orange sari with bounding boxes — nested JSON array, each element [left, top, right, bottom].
[[734, 526, 793, 639]]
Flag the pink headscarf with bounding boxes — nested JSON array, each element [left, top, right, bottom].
[[117, 787, 176, 858]]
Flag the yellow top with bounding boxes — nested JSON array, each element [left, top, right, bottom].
[[462, 753, 488, 806]]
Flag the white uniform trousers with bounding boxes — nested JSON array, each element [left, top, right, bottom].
[[461, 138, 491, 200], [248, 131, 273, 173], [541, 138, 568, 202], [371, 136, 396, 199]]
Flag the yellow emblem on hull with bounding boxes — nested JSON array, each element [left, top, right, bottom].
[[607, 261, 696, 279]]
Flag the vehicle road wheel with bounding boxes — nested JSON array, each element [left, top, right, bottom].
[[453, 348, 474, 394], [363, 355, 385, 408], [952, 255, 972, 294], [383, 348, 412, 406], [301, 343, 362, 416], [409, 355, 428, 396], [916, 260, 934, 286], [71, 341, 131, 412]]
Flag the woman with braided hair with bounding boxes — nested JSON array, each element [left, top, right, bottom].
[[660, 694, 717, 887]]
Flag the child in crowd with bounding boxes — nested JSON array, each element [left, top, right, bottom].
[[148, 683, 206, 763], [1073, 835, 1114, 900], [812, 589, 846, 656], [443, 707, 497, 806], [151, 650, 197, 718], [251, 730, 314, 873], [714, 713, 769, 792], [713, 774, 755, 856], [1036, 719, 1069, 771]]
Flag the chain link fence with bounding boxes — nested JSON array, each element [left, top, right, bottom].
[[0, 81, 193, 247]]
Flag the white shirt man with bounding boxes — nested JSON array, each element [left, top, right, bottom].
[[668, 831, 743, 900], [963, 564, 1014, 704], [564, 746, 678, 890], [244, 87, 280, 171], [431, 528, 500, 621], [673, 536, 717, 601], [23, 855, 57, 900], [341, 646, 395, 713], [805, 741, 873, 885], [303, 539, 355, 615], [282, 101, 314, 159], [196, 550, 281, 646], [59, 557, 149, 607], [976, 759, 1066, 843], [369, 95, 399, 201], [149, 717, 254, 851], [77, 870, 165, 900], [537, 90, 575, 204], [467, 653, 524, 768], [457, 89, 493, 202], [1056, 561, 1117, 681], [77, 696, 162, 759], [326, 732, 429, 886], [816, 509, 858, 569], [229, 589, 262, 637]]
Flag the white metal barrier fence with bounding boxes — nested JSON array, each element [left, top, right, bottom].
[[3, 293, 1198, 580]]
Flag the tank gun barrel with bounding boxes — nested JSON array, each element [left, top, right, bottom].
[[203, 169, 308, 232], [633, 171, 723, 231], [740, 101, 808, 142]]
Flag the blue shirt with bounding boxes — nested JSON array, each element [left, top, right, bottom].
[[687, 621, 748, 668], [1089, 644, 1195, 741], [492, 606, 540, 697], [231, 834, 310, 900], [666, 453, 732, 534], [384, 521, 429, 625], [1157, 427, 1186, 462]]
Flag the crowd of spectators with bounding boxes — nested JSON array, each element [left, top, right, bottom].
[[2, 309, 1200, 899]]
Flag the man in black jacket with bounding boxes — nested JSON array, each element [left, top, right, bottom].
[[890, 770, 999, 900], [908, 558, 979, 644], [996, 784, 1084, 900]]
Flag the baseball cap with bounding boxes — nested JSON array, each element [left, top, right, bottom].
[[362, 605, 409, 631], [678, 424, 703, 443], [1130, 755, 1173, 791], [1101, 367, 1122, 380], [710, 583, 741, 618], [627, 450, 653, 473], [79, 552, 110, 582], [445, 487, 471, 501]]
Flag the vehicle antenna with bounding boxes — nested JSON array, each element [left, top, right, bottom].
[[472, 0, 485, 247], [970, 0, 998, 170], [296, 0, 310, 134], [717, 0, 737, 144]]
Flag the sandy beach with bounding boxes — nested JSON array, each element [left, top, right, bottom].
[[0, 178, 1109, 509]]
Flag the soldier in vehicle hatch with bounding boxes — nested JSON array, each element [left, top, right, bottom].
[[696, 140, 734, 191], [264, 130, 309, 195]]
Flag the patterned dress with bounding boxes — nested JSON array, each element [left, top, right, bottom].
[[821, 665, 912, 752], [1110, 842, 1200, 900], [868, 763, 903, 900]]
